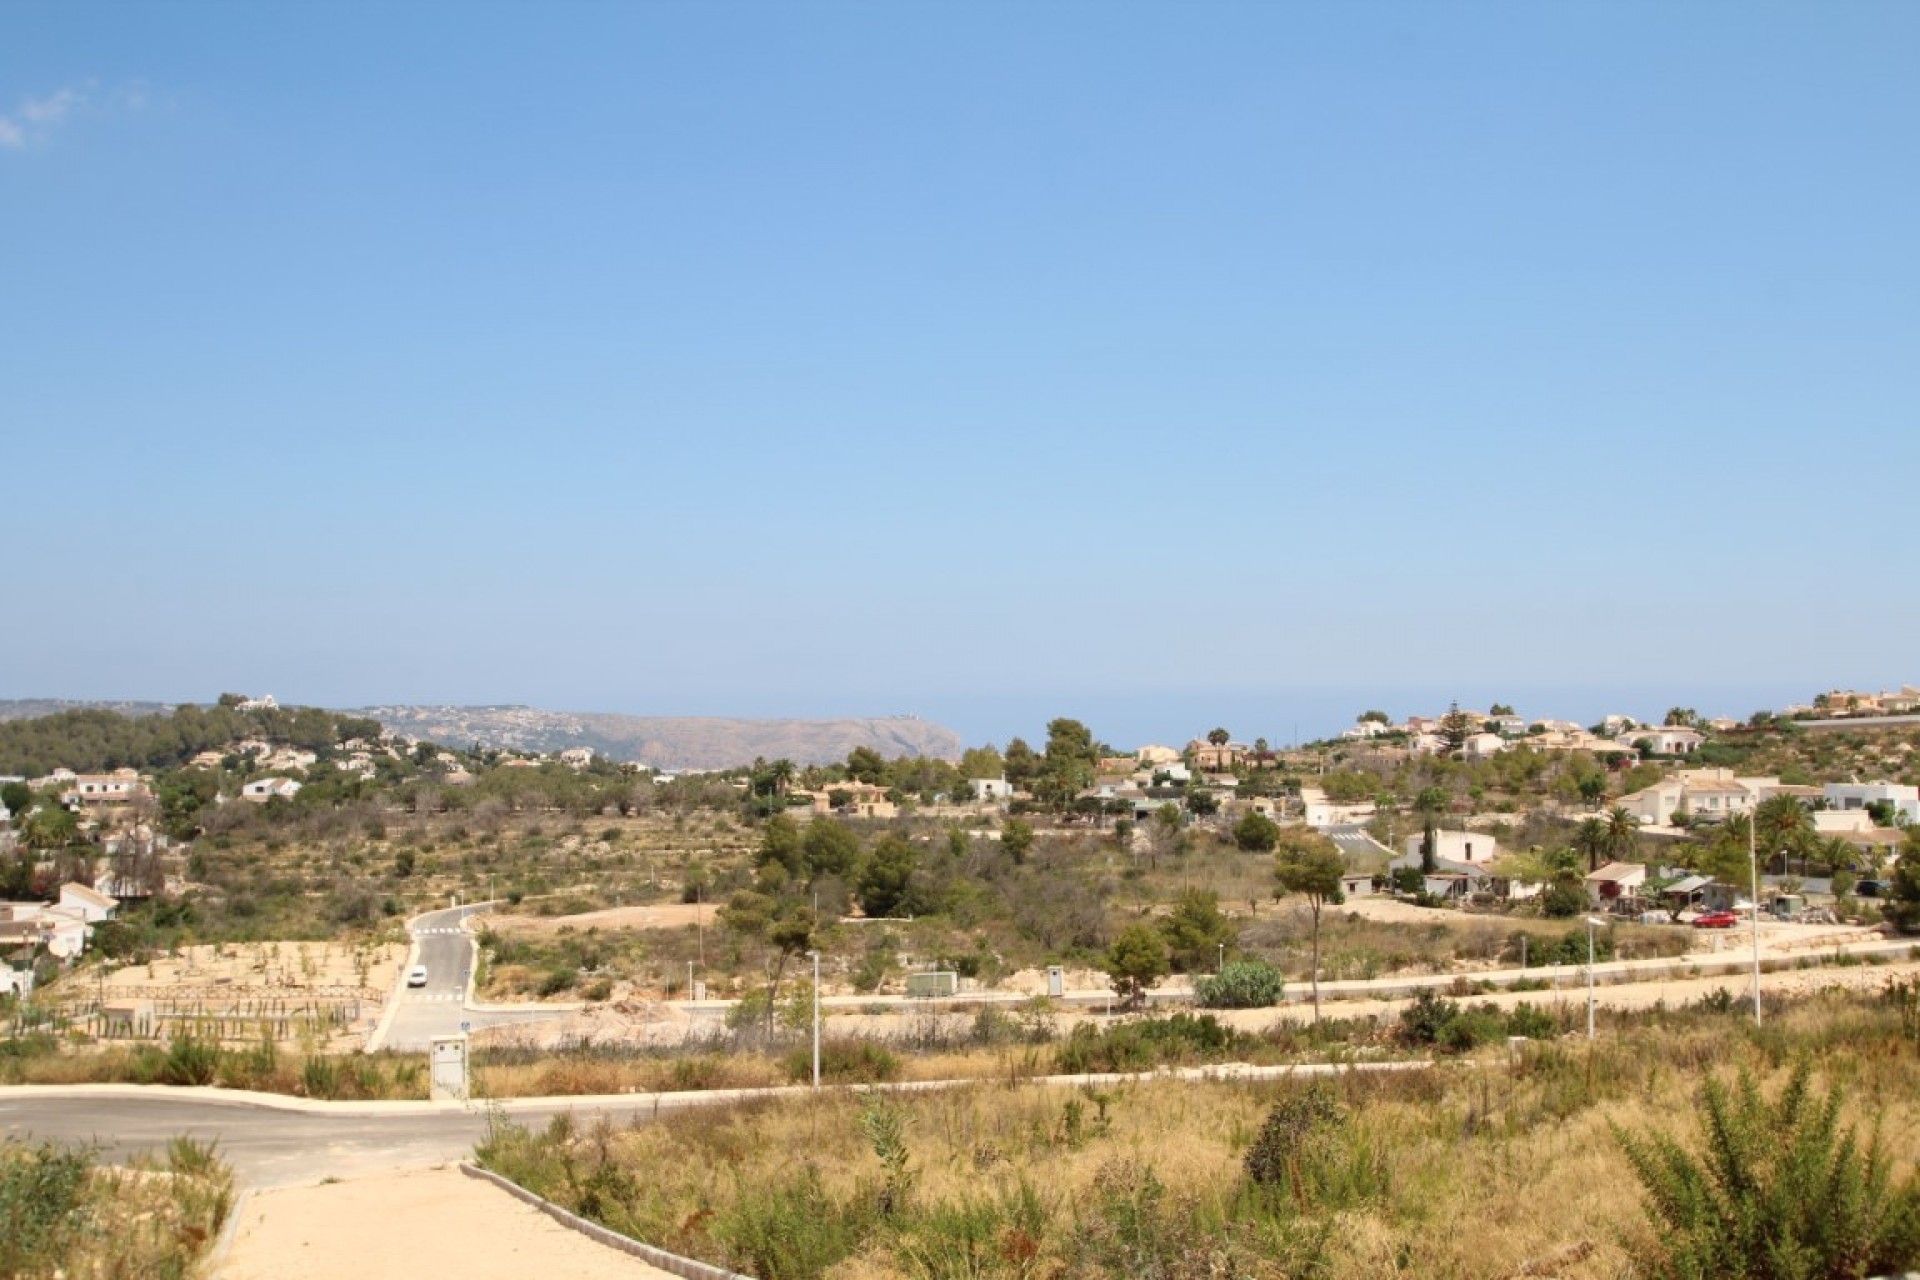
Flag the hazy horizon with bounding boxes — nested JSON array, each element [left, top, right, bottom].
[[0, 676, 1852, 756]]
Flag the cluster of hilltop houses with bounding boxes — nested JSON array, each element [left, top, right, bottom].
[[1784, 685, 1920, 719], [1338, 711, 1715, 760], [0, 882, 117, 997]]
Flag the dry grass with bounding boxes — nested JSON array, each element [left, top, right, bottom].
[[477, 984, 1920, 1279], [0, 1134, 234, 1278]]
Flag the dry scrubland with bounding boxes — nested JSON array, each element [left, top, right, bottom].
[[0, 1135, 233, 1278], [478, 984, 1920, 1280]]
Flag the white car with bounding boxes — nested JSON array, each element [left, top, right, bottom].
[[406, 965, 429, 988]]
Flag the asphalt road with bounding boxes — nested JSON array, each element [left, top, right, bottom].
[[378, 903, 569, 1052], [0, 1061, 1422, 1191], [0, 1090, 689, 1190]]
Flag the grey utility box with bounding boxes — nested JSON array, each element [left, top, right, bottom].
[[429, 1033, 470, 1101]]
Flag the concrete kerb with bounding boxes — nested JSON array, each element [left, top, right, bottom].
[[206, 1185, 253, 1279], [363, 938, 421, 1055], [460, 1162, 754, 1280]]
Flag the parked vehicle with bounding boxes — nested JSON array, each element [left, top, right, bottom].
[[1691, 910, 1739, 929]]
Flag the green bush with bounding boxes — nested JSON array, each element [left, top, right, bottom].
[[1395, 991, 1534, 1052], [1194, 959, 1284, 1009], [1395, 990, 1460, 1047], [1243, 1085, 1389, 1212], [1504, 1002, 1560, 1040], [1539, 876, 1587, 918], [1437, 1004, 1506, 1053], [782, 1038, 901, 1085], [0, 1140, 91, 1275], [1054, 1013, 1246, 1074], [1614, 1060, 1920, 1279], [160, 1034, 221, 1086], [713, 1164, 868, 1280]]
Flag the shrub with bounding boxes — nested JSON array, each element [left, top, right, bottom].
[[1437, 1003, 1506, 1053], [160, 1035, 221, 1087], [1054, 1013, 1246, 1074], [781, 1038, 901, 1085], [1504, 1001, 1560, 1040], [1615, 1060, 1920, 1279], [0, 1141, 90, 1274], [714, 1164, 867, 1280], [1194, 959, 1285, 1009], [1395, 990, 1460, 1047], [1244, 1085, 1389, 1212], [1539, 876, 1587, 918]]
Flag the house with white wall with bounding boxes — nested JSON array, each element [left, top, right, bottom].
[[1585, 861, 1648, 907], [1620, 727, 1705, 756], [1300, 786, 1375, 828], [57, 883, 117, 924], [1823, 782, 1920, 826], [1463, 732, 1506, 760], [1615, 768, 1763, 827], [1401, 829, 1502, 865], [241, 777, 303, 802]]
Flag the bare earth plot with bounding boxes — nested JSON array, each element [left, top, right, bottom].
[[220, 1164, 673, 1280]]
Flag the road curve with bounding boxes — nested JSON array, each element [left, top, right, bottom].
[[0, 1062, 1425, 1189]]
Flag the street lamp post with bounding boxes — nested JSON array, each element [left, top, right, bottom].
[[1748, 811, 1763, 1026], [1585, 916, 1606, 1041], [1217, 943, 1224, 974], [809, 949, 821, 1089]]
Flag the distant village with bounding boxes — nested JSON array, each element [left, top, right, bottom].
[[4, 682, 1918, 996]]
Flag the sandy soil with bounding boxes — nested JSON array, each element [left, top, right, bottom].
[[478, 902, 715, 936], [65, 941, 407, 1049], [97, 940, 404, 995], [221, 1164, 673, 1279]]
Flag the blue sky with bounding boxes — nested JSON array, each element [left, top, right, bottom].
[[3, 1, 1916, 749]]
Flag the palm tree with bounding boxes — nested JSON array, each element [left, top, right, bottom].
[[1753, 795, 1814, 874], [1812, 834, 1857, 878], [1603, 806, 1640, 865], [1575, 817, 1609, 872]]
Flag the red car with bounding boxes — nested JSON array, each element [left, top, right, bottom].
[[1691, 910, 1739, 929]]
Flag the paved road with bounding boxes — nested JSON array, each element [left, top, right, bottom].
[[0, 1059, 1425, 1191], [0, 1090, 679, 1189], [1326, 823, 1395, 861], [378, 903, 569, 1052]]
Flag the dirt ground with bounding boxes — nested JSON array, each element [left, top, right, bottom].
[[221, 1164, 672, 1279], [217, 901, 1920, 1279], [477, 902, 714, 936], [64, 941, 408, 1049], [98, 941, 405, 996]]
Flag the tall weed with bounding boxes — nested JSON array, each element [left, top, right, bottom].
[[1614, 1059, 1920, 1279]]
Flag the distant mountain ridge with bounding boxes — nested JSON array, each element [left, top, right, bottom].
[[0, 700, 963, 771], [348, 705, 962, 770], [0, 699, 177, 723]]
